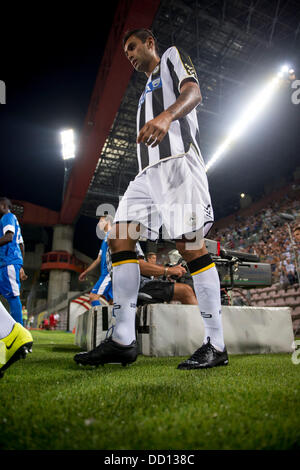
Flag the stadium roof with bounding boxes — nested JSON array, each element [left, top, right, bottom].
[[78, 0, 300, 220]]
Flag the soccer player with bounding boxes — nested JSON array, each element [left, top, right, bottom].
[[74, 29, 228, 370], [0, 197, 27, 325], [0, 300, 33, 378], [78, 214, 113, 306]]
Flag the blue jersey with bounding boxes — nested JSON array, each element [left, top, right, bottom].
[[0, 212, 24, 268], [98, 232, 109, 276]]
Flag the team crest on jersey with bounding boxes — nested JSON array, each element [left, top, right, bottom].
[[139, 77, 162, 107]]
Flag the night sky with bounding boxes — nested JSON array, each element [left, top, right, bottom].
[[1, 3, 300, 258], [0, 4, 119, 256], [0, 5, 118, 210]]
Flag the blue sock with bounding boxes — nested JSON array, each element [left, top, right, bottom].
[[7, 297, 23, 325], [91, 300, 101, 307]]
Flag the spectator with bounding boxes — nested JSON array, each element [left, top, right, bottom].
[[49, 313, 56, 330], [209, 185, 300, 285], [138, 245, 198, 306], [146, 252, 157, 265], [29, 315, 34, 329], [54, 312, 60, 328], [22, 305, 28, 328]]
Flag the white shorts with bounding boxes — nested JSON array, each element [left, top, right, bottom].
[[114, 149, 214, 241]]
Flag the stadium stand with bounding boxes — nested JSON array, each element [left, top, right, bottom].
[[210, 182, 300, 335]]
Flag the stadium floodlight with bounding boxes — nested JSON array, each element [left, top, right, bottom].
[[205, 77, 280, 172], [277, 65, 295, 79], [281, 65, 289, 73], [60, 129, 75, 160]]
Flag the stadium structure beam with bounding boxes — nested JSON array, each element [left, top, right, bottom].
[[12, 200, 60, 226], [59, 0, 160, 225], [269, 0, 281, 47], [78, 0, 300, 220]]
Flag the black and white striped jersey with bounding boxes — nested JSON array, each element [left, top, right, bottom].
[[136, 46, 203, 174]]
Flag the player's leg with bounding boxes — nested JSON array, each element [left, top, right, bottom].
[[139, 280, 174, 304], [74, 174, 157, 367], [89, 293, 101, 306], [73, 226, 139, 367], [90, 274, 112, 306], [172, 282, 198, 305], [7, 297, 23, 324], [176, 238, 224, 349], [0, 299, 15, 338], [150, 154, 227, 369], [175, 237, 228, 369], [105, 281, 113, 305], [0, 301, 33, 378], [1, 265, 23, 324], [98, 280, 113, 306], [139, 279, 196, 306], [106, 173, 159, 350], [108, 222, 140, 346], [89, 276, 105, 306]]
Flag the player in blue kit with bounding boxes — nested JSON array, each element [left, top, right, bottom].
[[79, 214, 113, 306], [0, 198, 33, 378], [0, 197, 27, 324]]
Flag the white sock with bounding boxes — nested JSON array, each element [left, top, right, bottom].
[[0, 301, 16, 339], [111, 252, 140, 345], [190, 260, 225, 351]]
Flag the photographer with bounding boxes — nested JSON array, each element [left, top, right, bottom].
[[139, 250, 198, 305]]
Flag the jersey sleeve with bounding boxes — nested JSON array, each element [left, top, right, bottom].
[[2, 213, 16, 234], [167, 46, 199, 93]]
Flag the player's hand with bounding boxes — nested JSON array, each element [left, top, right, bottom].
[[20, 267, 28, 281], [137, 111, 172, 147], [79, 271, 87, 281], [168, 264, 186, 279]]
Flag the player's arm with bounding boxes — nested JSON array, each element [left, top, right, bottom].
[[18, 242, 28, 280], [0, 230, 14, 246], [137, 80, 201, 148], [19, 242, 25, 258], [165, 79, 202, 121], [79, 255, 101, 281], [139, 259, 186, 279]]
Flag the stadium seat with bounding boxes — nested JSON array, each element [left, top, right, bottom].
[[288, 298, 300, 307], [291, 305, 300, 317]]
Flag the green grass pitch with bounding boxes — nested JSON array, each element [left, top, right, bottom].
[[0, 330, 299, 450]]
